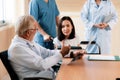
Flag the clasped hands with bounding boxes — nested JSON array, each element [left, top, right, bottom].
[[94, 23, 108, 29], [43, 34, 53, 42]]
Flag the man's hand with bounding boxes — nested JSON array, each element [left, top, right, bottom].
[[94, 24, 101, 28], [60, 41, 71, 57], [43, 34, 53, 42], [100, 23, 108, 29], [73, 49, 86, 58], [36, 22, 53, 42]]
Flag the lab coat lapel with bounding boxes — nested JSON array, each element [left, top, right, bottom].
[[98, 1, 106, 11]]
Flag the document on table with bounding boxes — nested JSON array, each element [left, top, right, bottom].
[[88, 55, 120, 61]]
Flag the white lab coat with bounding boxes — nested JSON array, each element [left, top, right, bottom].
[[8, 35, 62, 80], [81, 0, 118, 54]]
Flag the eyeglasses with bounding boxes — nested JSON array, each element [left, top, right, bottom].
[[24, 28, 38, 34], [28, 28, 38, 31]]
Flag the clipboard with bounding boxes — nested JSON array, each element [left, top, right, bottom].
[[102, 14, 113, 23]]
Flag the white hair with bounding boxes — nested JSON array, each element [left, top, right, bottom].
[[15, 15, 36, 36]]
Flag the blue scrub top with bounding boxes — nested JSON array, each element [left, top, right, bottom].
[[29, 0, 59, 43]]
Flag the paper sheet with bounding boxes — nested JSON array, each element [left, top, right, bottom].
[[88, 55, 115, 61]]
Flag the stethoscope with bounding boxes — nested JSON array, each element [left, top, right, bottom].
[[26, 42, 35, 50]]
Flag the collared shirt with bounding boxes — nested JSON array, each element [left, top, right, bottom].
[[8, 35, 62, 80]]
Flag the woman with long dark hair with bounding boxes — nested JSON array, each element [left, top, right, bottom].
[[53, 16, 80, 47]]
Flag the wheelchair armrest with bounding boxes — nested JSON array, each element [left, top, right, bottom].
[[57, 46, 82, 50], [23, 77, 52, 80]]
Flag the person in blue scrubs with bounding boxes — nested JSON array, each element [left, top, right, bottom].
[[29, 0, 59, 50], [81, 0, 118, 54]]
